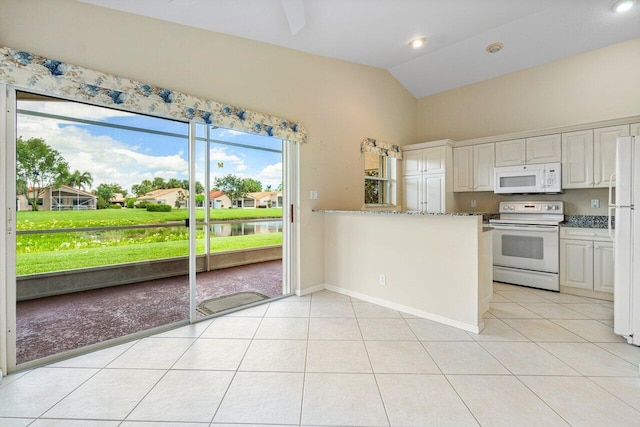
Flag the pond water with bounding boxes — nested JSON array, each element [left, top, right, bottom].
[[210, 220, 283, 237]]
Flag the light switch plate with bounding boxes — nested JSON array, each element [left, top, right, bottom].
[[591, 199, 600, 208]]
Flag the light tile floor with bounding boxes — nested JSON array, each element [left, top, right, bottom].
[[2, 284, 640, 426]]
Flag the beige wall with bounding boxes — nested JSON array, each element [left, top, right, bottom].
[[416, 38, 640, 142], [323, 212, 485, 331], [0, 0, 416, 291]]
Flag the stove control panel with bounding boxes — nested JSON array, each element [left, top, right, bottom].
[[498, 201, 564, 214]]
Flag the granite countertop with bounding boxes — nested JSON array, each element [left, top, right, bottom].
[[313, 209, 488, 218], [313, 210, 612, 229], [561, 215, 613, 229]]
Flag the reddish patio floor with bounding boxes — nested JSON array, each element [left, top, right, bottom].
[[16, 260, 283, 364]]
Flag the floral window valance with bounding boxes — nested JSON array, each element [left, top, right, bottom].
[[0, 47, 307, 143], [361, 137, 403, 160]]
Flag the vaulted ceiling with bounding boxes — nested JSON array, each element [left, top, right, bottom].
[[78, 0, 640, 98]]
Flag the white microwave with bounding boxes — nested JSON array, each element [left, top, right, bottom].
[[494, 163, 562, 194]]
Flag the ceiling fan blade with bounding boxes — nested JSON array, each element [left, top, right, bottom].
[[281, 0, 305, 35]]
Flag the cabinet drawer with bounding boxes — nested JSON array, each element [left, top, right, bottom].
[[560, 227, 611, 241]]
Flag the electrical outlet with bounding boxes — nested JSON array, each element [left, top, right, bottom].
[[591, 199, 600, 208], [379, 274, 386, 286], [471, 200, 477, 208], [310, 190, 318, 200]]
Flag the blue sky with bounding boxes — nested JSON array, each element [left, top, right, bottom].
[[16, 100, 283, 194]]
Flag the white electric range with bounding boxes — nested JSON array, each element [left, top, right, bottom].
[[489, 201, 564, 291]]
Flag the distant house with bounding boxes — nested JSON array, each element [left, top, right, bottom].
[[16, 185, 97, 211], [110, 193, 126, 206], [137, 188, 188, 208], [237, 191, 283, 208], [209, 190, 232, 209]]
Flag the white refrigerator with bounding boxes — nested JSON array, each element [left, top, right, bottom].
[[612, 136, 640, 345]]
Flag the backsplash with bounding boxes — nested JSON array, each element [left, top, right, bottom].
[[454, 188, 611, 216]]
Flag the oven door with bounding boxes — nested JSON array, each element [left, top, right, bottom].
[[494, 166, 545, 194], [492, 224, 559, 273]]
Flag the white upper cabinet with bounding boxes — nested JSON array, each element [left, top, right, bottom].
[[594, 125, 630, 188], [403, 146, 446, 175], [473, 143, 495, 191], [562, 125, 629, 189], [632, 123, 640, 136], [453, 146, 473, 192], [403, 150, 422, 175], [526, 134, 562, 164], [562, 130, 594, 189], [453, 143, 494, 192], [495, 139, 525, 167], [402, 144, 452, 213], [423, 146, 446, 174]]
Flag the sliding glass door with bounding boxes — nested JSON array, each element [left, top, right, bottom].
[[189, 122, 291, 321], [9, 90, 192, 369], [2, 86, 297, 373]]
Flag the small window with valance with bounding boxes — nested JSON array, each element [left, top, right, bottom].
[[361, 138, 402, 206]]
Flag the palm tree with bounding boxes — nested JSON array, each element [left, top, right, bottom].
[[66, 170, 93, 210]]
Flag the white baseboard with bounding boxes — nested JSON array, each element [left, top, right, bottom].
[[296, 283, 326, 297], [324, 283, 482, 334]]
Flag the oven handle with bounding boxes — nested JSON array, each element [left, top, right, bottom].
[[491, 225, 559, 233]]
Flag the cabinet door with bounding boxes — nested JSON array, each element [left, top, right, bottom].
[[560, 239, 594, 290], [526, 134, 561, 164], [423, 146, 446, 174], [594, 125, 630, 188], [495, 139, 525, 167], [562, 130, 594, 189], [631, 123, 640, 136], [424, 174, 445, 213], [403, 150, 422, 175], [453, 146, 473, 192], [473, 143, 495, 191], [403, 174, 422, 211], [594, 241, 614, 293]]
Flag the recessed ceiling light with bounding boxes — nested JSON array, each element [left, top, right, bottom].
[[486, 42, 504, 54], [611, 0, 636, 12], [409, 37, 426, 48]]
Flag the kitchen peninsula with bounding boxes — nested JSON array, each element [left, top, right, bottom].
[[315, 210, 492, 333]]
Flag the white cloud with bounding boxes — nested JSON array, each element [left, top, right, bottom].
[[14, 100, 282, 195], [209, 147, 247, 173], [258, 162, 283, 189], [215, 129, 244, 139], [16, 113, 188, 194]]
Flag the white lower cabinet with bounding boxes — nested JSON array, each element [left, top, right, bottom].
[[560, 228, 614, 295], [560, 239, 593, 290], [403, 173, 445, 213], [593, 241, 615, 293]]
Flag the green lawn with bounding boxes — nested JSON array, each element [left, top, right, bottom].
[[17, 233, 283, 275], [15, 208, 284, 275], [17, 207, 283, 230]]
